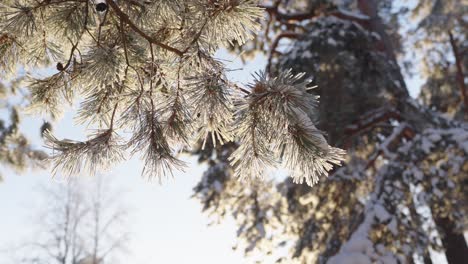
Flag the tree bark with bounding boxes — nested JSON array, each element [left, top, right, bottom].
[[356, 1, 467, 263], [434, 217, 468, 264], [448, 31, 468, 118]]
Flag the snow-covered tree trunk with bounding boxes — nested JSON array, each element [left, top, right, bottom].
[[345, 1, 468, 262]]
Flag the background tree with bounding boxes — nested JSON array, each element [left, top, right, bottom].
[[0, 78, 47, 180], [408, 0, 468, 120], [193, 0, 467, 263], [397, 1, 468, 261], [11, 175, 129, 264]]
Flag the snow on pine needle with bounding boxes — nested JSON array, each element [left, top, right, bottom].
[[186, 70, 234, 149], [230, 70, 346, 186], [44, 129, 125, 176]]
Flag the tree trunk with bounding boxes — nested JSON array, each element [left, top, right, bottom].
[[357, 1, 466, 263], [434, 217, 468, 264]]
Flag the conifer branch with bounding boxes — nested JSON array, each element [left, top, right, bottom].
[[105, 0, 184, 56]]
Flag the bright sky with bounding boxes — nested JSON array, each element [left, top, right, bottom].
[[0, 50, 267, 264]]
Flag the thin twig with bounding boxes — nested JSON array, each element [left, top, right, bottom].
[[448, 30, 468, 115], [106, 0, 184, 56]]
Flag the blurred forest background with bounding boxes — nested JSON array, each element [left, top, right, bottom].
[[194, 0, 468, 263]]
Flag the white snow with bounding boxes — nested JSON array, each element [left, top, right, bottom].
[[328, 253, 372, 264], [337, 8, 371, 20], [301, 50, 313, 59], [387, 218, 398, 235], [327, 38, 338, 46], [374, 204, 391, 222], [213, 180, 223, 193], [420, 136, 433, 153]]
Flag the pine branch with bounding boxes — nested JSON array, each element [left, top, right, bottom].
[[105, 0, 184, 56]]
